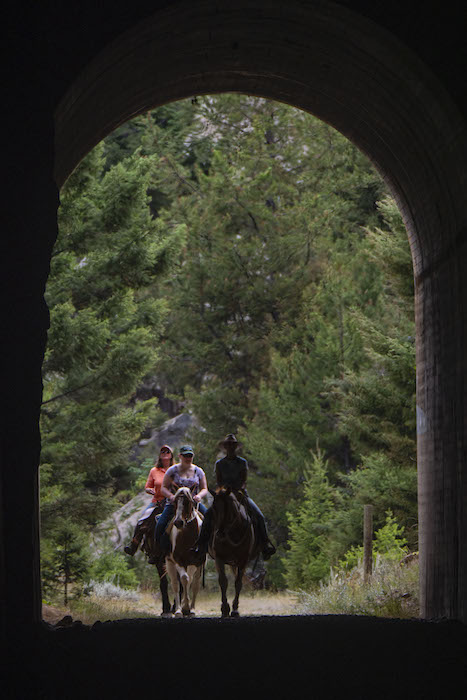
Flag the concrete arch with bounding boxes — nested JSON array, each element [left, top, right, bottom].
[[49, 0, 467, 622]]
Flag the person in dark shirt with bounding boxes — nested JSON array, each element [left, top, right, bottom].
[[192, 433, 276, 560]]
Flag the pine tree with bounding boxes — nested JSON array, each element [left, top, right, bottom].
[[41, 520, 90, 605], [149, 95, 385, 460], [326, 196, 417, 553], [40, 143, 185, 540], [283, 448, 338, 588], [241, 195, 415, 572]]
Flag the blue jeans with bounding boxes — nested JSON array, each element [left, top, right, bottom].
[[155, 502, 207, 543]]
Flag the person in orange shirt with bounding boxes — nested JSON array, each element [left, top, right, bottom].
[[124, 445, 174, 556]]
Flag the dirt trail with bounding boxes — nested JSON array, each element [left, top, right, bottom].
[[42, 591, 299, 625]]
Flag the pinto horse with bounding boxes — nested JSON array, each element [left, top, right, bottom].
[[165, 487, 206, 617], [209, 486, 261, 617]]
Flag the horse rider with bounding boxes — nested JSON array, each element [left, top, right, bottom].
[[191, 433, 276, 560], [124, 444, 174, 556], [155, 444, 208, 553]]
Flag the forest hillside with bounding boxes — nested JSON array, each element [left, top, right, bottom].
[[40, 95, 416, 603]]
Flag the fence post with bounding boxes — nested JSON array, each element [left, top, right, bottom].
[[363, 505, 373, 583]]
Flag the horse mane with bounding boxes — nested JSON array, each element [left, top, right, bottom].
[[212, 486, 250, 523], [173, 486, 197, 508], [214, 485, 246, 501], [172, 486, 203, 523], [174, 485, 195, 499]]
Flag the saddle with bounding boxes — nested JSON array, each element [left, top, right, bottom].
[[141, 508, 163, 562]]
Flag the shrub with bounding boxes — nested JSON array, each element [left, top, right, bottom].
[[297, 553, 419, 618], [337, 510, 408, 572], [88, 551, 139, 589], [84, 579, 140, 601]]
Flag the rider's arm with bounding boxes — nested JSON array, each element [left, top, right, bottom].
[[194, 469, 208, 502], [161, 471, 175, 501], [145, 468, 156, 496]]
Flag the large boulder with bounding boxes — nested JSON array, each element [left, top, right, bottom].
[[129, 411, 201, 462], [91, 491, 153, 555], [93, 412, 203, 554], [139, 412, 198, 452]]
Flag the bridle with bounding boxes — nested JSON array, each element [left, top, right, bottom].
[[174, 487, 199, 526]]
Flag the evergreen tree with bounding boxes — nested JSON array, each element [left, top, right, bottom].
[[41, 520, 90, 605], [41, 96, 416, 596], [40, 143, 185, 541], [326, 196, 417, 553], [245, 194, 416, 577], [150, 95, 385, 460], [283, 448, 338, 588]]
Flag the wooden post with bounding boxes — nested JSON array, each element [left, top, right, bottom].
[[363, 505, 373, 583]]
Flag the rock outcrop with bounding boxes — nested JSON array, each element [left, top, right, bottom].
[[93, 412, 202, 553]]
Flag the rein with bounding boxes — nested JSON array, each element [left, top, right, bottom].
[[214, 492, 252, 548], [174, 490, 201, 525]]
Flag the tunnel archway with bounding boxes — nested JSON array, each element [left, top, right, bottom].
[[52, 0, 467, 621]]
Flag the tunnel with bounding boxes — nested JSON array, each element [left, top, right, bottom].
[[2, 1, 467, 696]]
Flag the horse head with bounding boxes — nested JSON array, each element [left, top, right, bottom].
[[173, 486, 196, 529], [211, 486, 250, 531]]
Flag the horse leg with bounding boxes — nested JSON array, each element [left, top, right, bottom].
[[216, 560, 230, 617], [178, 567, 191, 616], [166, 559, 182, 617], [231, 565, 244, 617], [187, 564, 202, 616], [156, 559, 172, 617]]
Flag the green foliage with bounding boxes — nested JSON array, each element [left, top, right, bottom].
[[326, 453, 418, 561], [40, 143, 181, 540], [40, 139, 184, 594], [337, 510, 408, 572], [297, 556, 419, 618], [41, 95, 417, 601], [241, 193, 416, 570], [150, 95, 385, 458], [41, 520, 90, 605], [374, 510, 408, 558], [282, 448, 339, 589], [88, 551, 139, 590]]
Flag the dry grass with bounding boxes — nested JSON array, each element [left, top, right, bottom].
[[191, 589, 298, 617], [296, 556, 420, 618], [43, 588, 299, 625]]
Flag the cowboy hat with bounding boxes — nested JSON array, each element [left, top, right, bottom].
[[218, 433, 242, 448]]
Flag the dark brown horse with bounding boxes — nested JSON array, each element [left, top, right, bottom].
[[140, 508, 173, 617], [208, 486, 261, 617]]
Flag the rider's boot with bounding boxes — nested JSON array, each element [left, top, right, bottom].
[[124, 520, 147, 555], [124, 537, 140, 556], [190, 524, 211, 557], [262, 539, 276, 561]]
